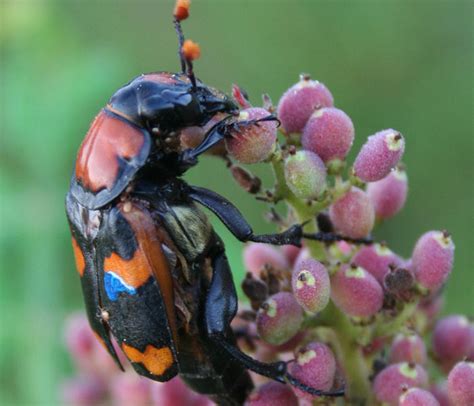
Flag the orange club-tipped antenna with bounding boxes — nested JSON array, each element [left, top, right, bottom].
[[173, 0, 200, 88]]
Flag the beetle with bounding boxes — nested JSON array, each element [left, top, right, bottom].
[[65, 12, 362, 405]]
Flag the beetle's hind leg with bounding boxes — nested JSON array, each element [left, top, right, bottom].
[[203, 248, 344, 398]]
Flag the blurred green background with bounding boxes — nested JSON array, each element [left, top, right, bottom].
[[1, 0, 473, 404]]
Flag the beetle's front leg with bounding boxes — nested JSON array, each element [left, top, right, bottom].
[[178, 119, 231, 170]]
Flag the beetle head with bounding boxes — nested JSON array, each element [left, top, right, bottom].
[[196, 84, 239, 117]]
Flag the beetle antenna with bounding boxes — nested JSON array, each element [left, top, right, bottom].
[[173, 18, 186, 73], [173, 0, 198, 88]]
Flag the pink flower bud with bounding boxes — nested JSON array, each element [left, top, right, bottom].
[[412, 230, 454, 292], [281, 245, 300, 266], [389, 333, 427, 365], [301, 107, 355, 162], [245, 382, 298, 406], [373, 363, 428, 405], [447, 362, 474, 406], [243, 243, 289, 275], [277, 75, 334, 134], [353, 129, 405, 182], [331, 264, 383, 318], [284, 150, 327, 199], [432, 315, 473, 370], [110, 373, 152, 406], [291, 259, 330, 313], [288, 342, 336, 400], [430, 382, 450, 406], [293, 247, 311, 270], [152, 377, 213, 406], [256, 292, 303, 345], [329, 187, 375, 239], [64, 313, 96, 362], [225, 108, 277, 163], [399, 388, 440, 406], [60, 376, 106, 406], [352, 243, 402, 284], [367, 167, 408, 219]]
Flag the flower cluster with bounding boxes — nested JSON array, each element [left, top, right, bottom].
[[225, 75, 472, 405]]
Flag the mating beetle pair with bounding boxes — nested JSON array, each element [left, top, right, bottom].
[[66, 9, 354, 405]]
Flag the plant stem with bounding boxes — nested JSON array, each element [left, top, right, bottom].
[[271, 153, 372, 402]]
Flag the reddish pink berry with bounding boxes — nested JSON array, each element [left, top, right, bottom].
[[281, 245, 300, 266], [331, 264, 383, 318], [60, 376, 106, 406], [245, 382, 298, 406], [243, 243, 289, 275], [432, 315, 473, 370], [284, 150, 327, 199], [291, 259, 330, 313], [225, 108, 277, 163], [367, 167, 408, 219], [301, 107, 355, 162], [399, 387, 440, 406], [389, 333, 427, 365], [373, 363, 428, 405], [329, 187, 375, 239], [64, 313, 96, 362], [412, 230, 454, 292], [447, 361, 474, 406], [293, 247, 311, 270], [288, 342, 336, 400], [256, 292, 303, 345], [277, 75, 334, 134], [353, 129, 405, 182], [430, 382, 450, 406], [152, 377, 213, 406], [352, 243, 402, 284], [110, 373, 152, 406]]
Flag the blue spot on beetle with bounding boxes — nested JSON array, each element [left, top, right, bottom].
[[104, 272, 137, 301]]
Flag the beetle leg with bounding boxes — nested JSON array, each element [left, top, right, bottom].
[[189, 186, 372, 247], [204, 249, 344, 398], [180, 118, 232, 167], [302, 231, 372, 245]]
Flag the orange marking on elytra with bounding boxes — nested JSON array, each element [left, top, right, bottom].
[[103, 251, 151, 289], [75, 110, 145, 192], [122, 343, 174, 376], [71, 238, 85, 277]]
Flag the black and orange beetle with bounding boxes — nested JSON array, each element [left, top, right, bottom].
[[66, 10, 349, 406]]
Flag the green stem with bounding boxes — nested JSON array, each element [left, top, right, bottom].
[[271, 153, 371, 402], [373, 301, 418, 338], [324, 302, 373, 403]]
